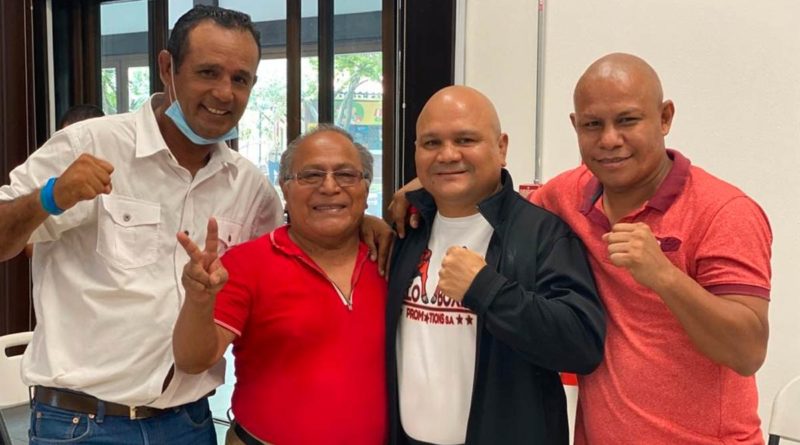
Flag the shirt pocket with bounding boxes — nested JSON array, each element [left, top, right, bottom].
[[216, 217, 243, 256], [96, 195, 161, 269]]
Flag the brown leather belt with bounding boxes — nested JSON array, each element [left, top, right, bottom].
[[34, 386, 172, 420]]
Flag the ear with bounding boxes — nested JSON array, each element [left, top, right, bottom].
[[497, 133, 509, 167], [569, 113, 578, 131], [660, 100, 675, 136], [157, 50, 173, 90], [279, 182, 289, 208]]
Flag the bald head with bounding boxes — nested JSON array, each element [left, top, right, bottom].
[[417, 85, 502, 140], [574, 53, 664, 110], [414, 85, 509, 217], [569, 53, 675, 197]]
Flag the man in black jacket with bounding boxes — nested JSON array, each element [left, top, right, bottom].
[[387, 85, 606, 445]]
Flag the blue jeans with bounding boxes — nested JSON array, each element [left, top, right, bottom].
[[28, 397, 216, 445]]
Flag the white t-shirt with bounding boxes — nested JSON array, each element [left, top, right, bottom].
[[397, 211, 494, 444], [0, 94, 283, 407]]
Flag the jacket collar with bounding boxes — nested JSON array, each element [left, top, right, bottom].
[[406, 168, 516, 230]]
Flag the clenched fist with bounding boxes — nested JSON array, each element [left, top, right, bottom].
[[437, 246, 487, 302], [603, 222, 677, 291], [53, 153, 114, 210]]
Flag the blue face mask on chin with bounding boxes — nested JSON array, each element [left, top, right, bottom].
[[164, 59, 238, 146]]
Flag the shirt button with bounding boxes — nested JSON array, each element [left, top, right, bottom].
[[184, 230, 190, 236], [123, 213, 131, 222]]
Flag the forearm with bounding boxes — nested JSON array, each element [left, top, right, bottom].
[[0, 191, 49, 261], [464, 266, 606, 374], [652, 266, 769, 375], [172, 297, 226, 374]]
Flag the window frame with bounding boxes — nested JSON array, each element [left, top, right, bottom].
[[65, 0, 397, 216]]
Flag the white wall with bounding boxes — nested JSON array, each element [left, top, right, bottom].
[[461, 0, 800, 439], [462, 0, 538, 184]]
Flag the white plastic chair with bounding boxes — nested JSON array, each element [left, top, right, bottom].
[[0, 331, 32, 445], [768, 375, 800, 444]]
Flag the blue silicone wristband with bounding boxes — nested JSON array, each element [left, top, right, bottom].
[[40, 177, 65, 215]]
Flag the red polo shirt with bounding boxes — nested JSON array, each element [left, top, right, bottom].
[[214, 225, 387, 445], [531, 150, 771, 444]]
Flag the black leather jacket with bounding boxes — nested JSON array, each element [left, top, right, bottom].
[[387, 170, 606, 445]]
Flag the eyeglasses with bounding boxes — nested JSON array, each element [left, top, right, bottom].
[[284, 169, 370, 187]]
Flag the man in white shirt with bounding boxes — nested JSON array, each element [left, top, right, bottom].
[[0, 5, 279, 444], [386, 86, 605, 445]]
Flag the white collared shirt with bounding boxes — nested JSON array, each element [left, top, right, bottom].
[[0, 94, 283, 407]]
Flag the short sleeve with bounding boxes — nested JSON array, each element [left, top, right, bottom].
[[0, 129, 93, 243], [695, 196, 772, 299], [236, 172, 283, 243], [251, 179, 284, 239]]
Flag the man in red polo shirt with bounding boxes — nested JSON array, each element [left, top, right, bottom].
[[172, 125, 387, 445], [530, 53, 771, 444]]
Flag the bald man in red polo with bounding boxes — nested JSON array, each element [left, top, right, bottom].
[[531, 53, 771, 445]]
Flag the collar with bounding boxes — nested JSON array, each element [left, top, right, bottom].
[[270, 225, 305, 256], [406, 168, 516, 230], [134, 93, 238, 174], [269, 225, 368, 259], [579, 149, 691, 215]]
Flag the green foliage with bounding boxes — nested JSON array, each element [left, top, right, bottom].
[[303, 52, 382, 129], [128, 67, 150, 112], [101, 68, 117, 115], [100, 66, 150, 114], [240, 65, 290, 172], [334, 52, 382, 130]]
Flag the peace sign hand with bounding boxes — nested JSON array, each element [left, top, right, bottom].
[[177, 218, 229, 304]]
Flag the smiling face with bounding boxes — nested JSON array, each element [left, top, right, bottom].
[[570, 54, 674, 196], [161, 20, 259, 140], [281, 130, 369, 247], [415, 86, 508, 217]]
